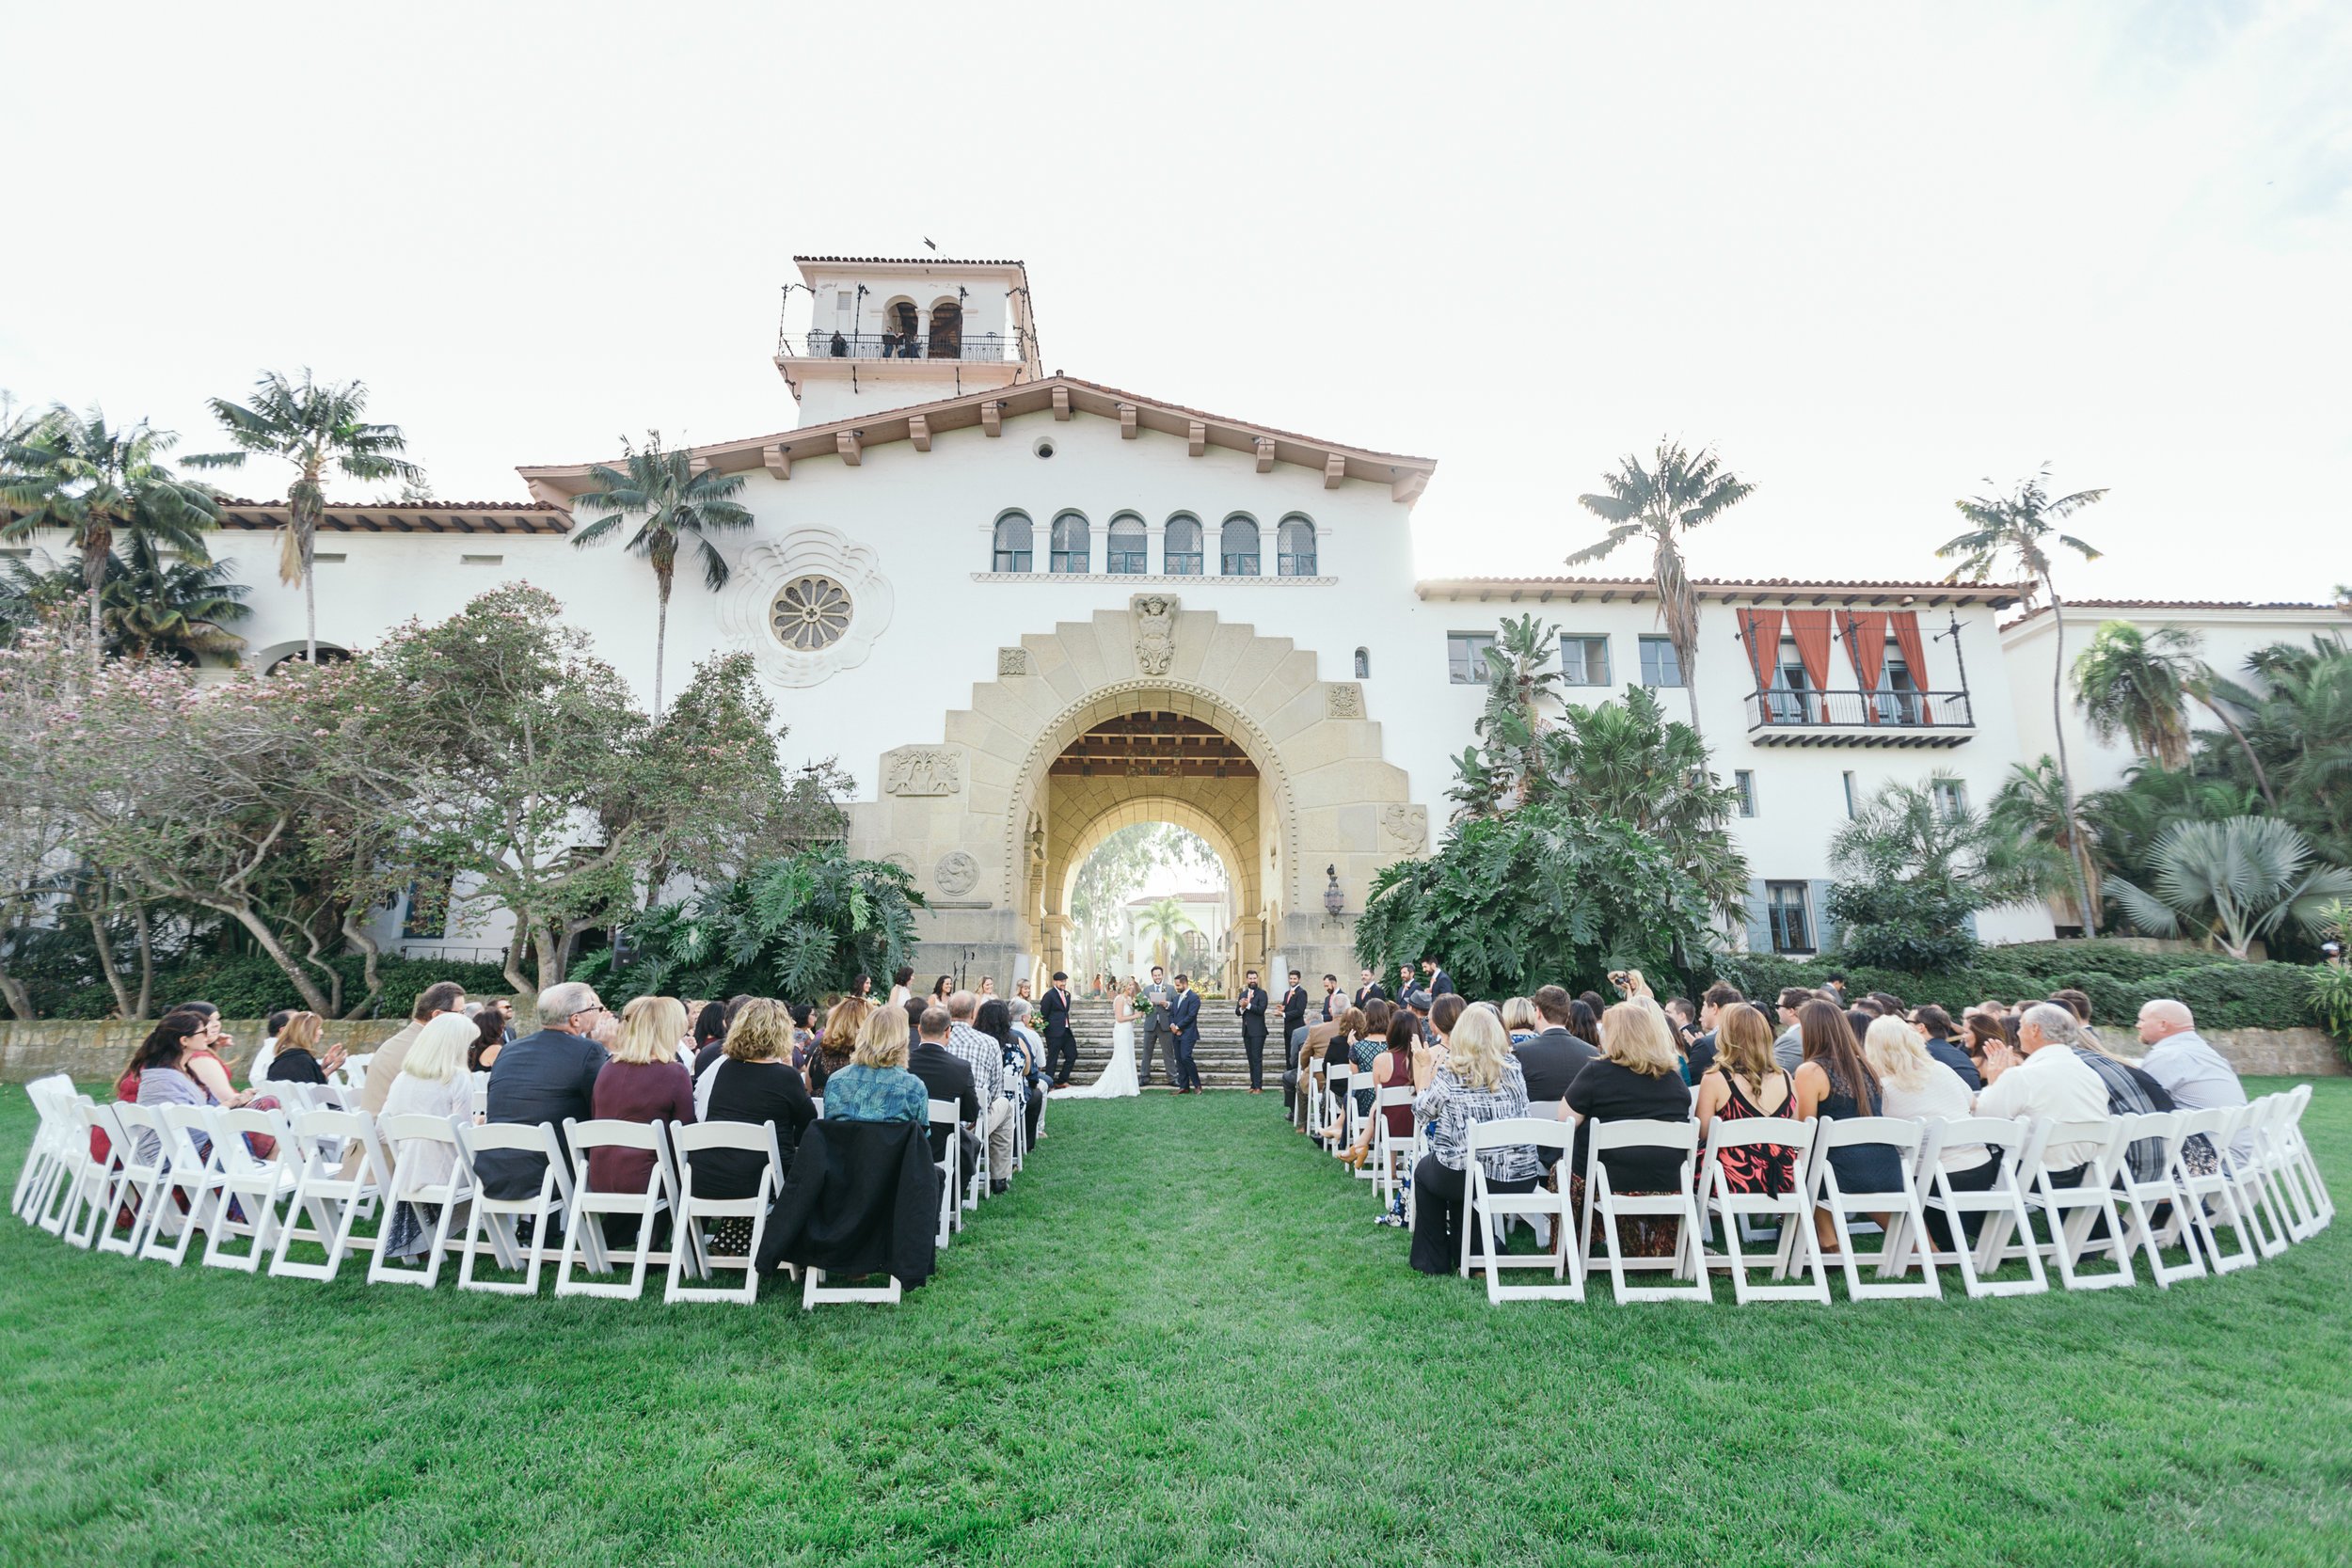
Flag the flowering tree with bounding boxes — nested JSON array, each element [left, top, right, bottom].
[[0, 614, 93, 1018]]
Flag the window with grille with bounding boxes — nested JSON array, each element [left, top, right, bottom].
[[992, 512, 1033, 573], [1164, 514, 1202, 576], [1767, 880, 1813, 954], [1734, 769, 1757, 817], [1049, 511, 1089, 574], [1932, 778, 1969, 819], [1560, 634, 1613, 686], [1105, 514, 1146, 574], [1638, 635, 1683, 687], [1220, 515, 1260, 576], [1448, 632, 1497, 684], [1276, 515, 1317, 576]]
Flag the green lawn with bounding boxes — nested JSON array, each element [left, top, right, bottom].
[[2, 1079, 2347, 1568]]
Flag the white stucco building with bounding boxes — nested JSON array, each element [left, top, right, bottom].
[[29, 252, 2324, 982]]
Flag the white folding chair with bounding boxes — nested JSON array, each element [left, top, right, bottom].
[[557, 1117, 677, 1301], [666, 1119, 787, 1306], [457, 1120, 581, 1295], [270, 1108, 390, 1281], [2112, 1111, 2208, 1289], [367, 1113, 472, 1288], [2269, 1085, 2332, 1240], [2024, 1117, 2135, 1291], [1457, 1119, 1581, 1304], [97, 1103, 172, 1258], [2233, 1094, 2299, 1255], [1916, 1117, 2046, 1298], [962, 1111, 993, 1212], [1806, 1117, 1939, 1300], [57, 1101, 124, 1250], [337, 1053, 374, 1100], [1698, 1116, 1827, 1304], [928, 1101, 962, 1246], [199, 1106, 300, 1272], [12, 1075, 77, 1227], [1322, 1063, 1353, 1152], [140, 1104, 230, 1266], [1371, 1086, 1421, 1208], [1579, 1119, 1708, 1304], [2172, 1102, 2263, 1275], [471, 1071, 492, 1117]]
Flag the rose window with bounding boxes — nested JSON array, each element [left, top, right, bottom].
[[771, 575, 852, 650]]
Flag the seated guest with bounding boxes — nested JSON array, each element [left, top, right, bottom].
[[823, 1002, 930, 1123], [1578, 990, 1606, 1021], [1565, 1002, 1697, 1256], [264, 1011, 344, 1086], [128, 1012, 222, 1165], [979, 997, 1041, 1175], [1341, 1009, 1424, 1169], [1664, 996, 1700, 1066], [1312, 1006, 1375, 1143], [1296, 1006, 1363, 1135], [1687, 981, 1741, 1080], [2135, 998, 2247, 1159], [1791, 999, 1899, 1247], [688, 1002, 729, 1076], [1912, 1004, 1981, 1090], [170, 1003, 254, 1111], [475, 982, 610, 1201], [1565, 998, 1602, 1053], [1772, 988, 1813, 1071], [1844, 1006, 1881, 1045], [378, 1012, 482, 1259], [907, 1004, 980, 1169], [2066, 1013, 2185, 1181], [808, 997, 869, 1094], [1975, 1003, 2112, 1185], [469, 1008, 507, 1074], [691, 999, 817, 1254], [588, 996, 696, 1248], [1005, 996, 1050, 1147], [1863, 1013, 1994, 1243], [1516, 984, 1601, 1111], [945, 991, 1015, 1188], [1502, 996, 1542, 1045], [1694, 1002, 1800, 1196], [1408, 1006, 1541, 1275], [359, 982, 469, 1120], [248, 1008, 294, 1087], [787, 1003, 817, 1071]]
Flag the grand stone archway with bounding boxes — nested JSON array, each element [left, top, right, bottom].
[[848, 596, 1424, 990]]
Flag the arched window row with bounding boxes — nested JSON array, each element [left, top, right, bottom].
[[986, 511, 1317, 577]]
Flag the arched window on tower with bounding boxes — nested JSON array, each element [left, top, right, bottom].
[[1277, 514, 1317, 576], [1354, 646, 1370, 679], [927, 298, 962, 359], [992, 511, 1033, 573], [886, 299, 920, 357], [1050, 511, 1090, 574], [1106, 513, 1147, 574], [1220, 514, 1261, 576], [1164, 513, 1203, 576]]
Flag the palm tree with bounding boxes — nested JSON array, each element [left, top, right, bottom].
[[2074, 621, 2196, 769], [2177, 663, 2278, 810], [571, 432, 754, 712], [5, 535, 249, 664], [0, 406, 218, 669], [187, 371, 420, 667], [2108, 816, 2352, 960], [1571, 438, 1755, 737], [1937, 466, 2106, 931], [1991, 756, 2105, 928], [1136, 896, 1198, 973]]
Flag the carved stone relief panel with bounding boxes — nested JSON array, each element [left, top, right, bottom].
[[882, 746, 963, 797]]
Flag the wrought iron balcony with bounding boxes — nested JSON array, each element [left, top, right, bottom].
[[783, 329, 1018, 364], [1742, 689, 1975, 747]]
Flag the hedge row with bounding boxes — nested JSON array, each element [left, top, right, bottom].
[[1706, 943, 2328, 1037], [35, 953, 516, 1022]]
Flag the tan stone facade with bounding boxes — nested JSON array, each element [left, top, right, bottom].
[[849, 598, 1416, 989]]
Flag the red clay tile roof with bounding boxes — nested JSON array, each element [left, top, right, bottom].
[[2000, 599, 2345, 631], [794, 254, 1025, 267], [1417, 576, 2023, 604]]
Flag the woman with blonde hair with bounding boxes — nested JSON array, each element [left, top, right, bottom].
[[807, 996, 870, 1094], [1501, 996, 1541, 1044], [263, 1010, 344, 1087], [378, 1012, 484, 1259], [1563, 1000, 1696, 1255], [821, 1001, 929, 1123], [1406, 1004, 1540, 1274], [689, 998, 818, 1252], [588, 997, 696, 1246], [1693, 1000, 1802, 1199]]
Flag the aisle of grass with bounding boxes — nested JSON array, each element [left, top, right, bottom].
[[1, 1078, 2347, 1568]]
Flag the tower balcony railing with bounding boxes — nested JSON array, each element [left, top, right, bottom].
[[782, 329, 1019, 364], [1742, 689, 1975, 747]]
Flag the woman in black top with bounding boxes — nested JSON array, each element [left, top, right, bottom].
[[693, 999, 818, 1253], [264, 1011, 332, 1085], [688, 1001, 729, 1075], [468, 1009, 507, 1073], [1565, 1003, 1696, 1197]]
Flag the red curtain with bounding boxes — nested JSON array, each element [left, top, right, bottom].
[[1844, 610, 1889, 722], [1787, 610, 1834, 721], [1738, 610, 1785, 721], [1889, 610, 1933, 722]]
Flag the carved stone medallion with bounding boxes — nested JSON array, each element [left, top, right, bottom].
[[882, 746, 962, 797], [1131, 594, 1178, 676], [997, 646, 1031, 676], [1325, 682, 1364, 720], [934, 850, 979, 896], [1379, 803, 1428, 854]]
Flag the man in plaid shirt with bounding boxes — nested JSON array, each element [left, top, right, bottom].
[[946, 990, 1015, 1194]]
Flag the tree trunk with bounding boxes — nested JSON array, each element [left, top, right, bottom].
[[2046, 586, 2099, 935], [304, 558, 317, 667], [1683, 642, 1703, 739], [210, 898, 332, 1013], [85, 539, 106, 671], [340, 911, 385, 1021], [2201, 697, 2280, 810], [76, 877, 135, 1022], [652, 572, 671, 714], [0, 971, 30, 1022], [501, 935, 534, 1003], [533, 920, 564, 993], [132, 902, 153, 1022]]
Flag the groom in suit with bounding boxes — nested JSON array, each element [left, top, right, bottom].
[[1169, 973, 1203, 1094], [1235, 969, 1269, 1094], [1041, 971, 1077, 1086]]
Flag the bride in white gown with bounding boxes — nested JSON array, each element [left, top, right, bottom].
[[1057, 977, 1140, 1100]]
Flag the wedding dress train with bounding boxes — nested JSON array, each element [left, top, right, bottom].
[[1057, 1012, 1140, 1100]]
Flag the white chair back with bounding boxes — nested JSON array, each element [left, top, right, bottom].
[[1698, 1116, 1827, 1304], [1459, 1117, 1581, 1304], [367, 1113, 471, 1288], [455, 1119, 577, 1295], [1581, 1117, 1708, 1303], [270, 1108, 389, 1282], [666, 1118, 788, 1306], [1915, 1116, 2046, 1297], [557, 1117, 679, 1301]]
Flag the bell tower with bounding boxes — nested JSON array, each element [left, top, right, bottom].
[[776, 254, 1043, 427]]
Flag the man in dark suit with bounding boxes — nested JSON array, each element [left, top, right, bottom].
[[1040, 972, 1077, 1086], [1914, 1004, 1983, 1091], [1169, 973, 1203, 1093], [907, 1004, 981, 1172], [1281, 971, 1309, 1040], [1687, 981, 1742, 1080], [1421, 958, 1456, 997], [1320, 973, 1341, 1023], [1514, 985, 1599, 1134], [477, 980, 610, 1201], [1235, 969, 1269, 1093], [1138, 965, 1173, 1087], [1353, 967, 1384, 1010]]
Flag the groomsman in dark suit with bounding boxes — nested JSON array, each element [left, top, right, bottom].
[[1040, 971, 1077, 1086], [1353, 967, 1385, 1010], [1236, 970, 1269, 1093], [1421, 957, 1456, 997], [1320, 973, 1341, 1023], [1169, 974, 1203, 1093], [1281, 971, 1309, 1047]]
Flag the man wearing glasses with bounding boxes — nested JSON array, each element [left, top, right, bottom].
[[475, 981, 612, 1201]]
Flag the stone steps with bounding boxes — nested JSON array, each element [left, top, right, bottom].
[[1055, 1004, 1275, 1090]]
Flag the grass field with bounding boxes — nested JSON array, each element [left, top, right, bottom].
[[2, 1078, 2347, 1568]]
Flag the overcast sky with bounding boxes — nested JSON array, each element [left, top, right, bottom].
[[5, 1, 2344, 600]]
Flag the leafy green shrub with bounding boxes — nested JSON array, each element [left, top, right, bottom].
[[31, 951, 514, 1021], [1989, 941, 2235, 983], [2308, 965, 2352, 1051]]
